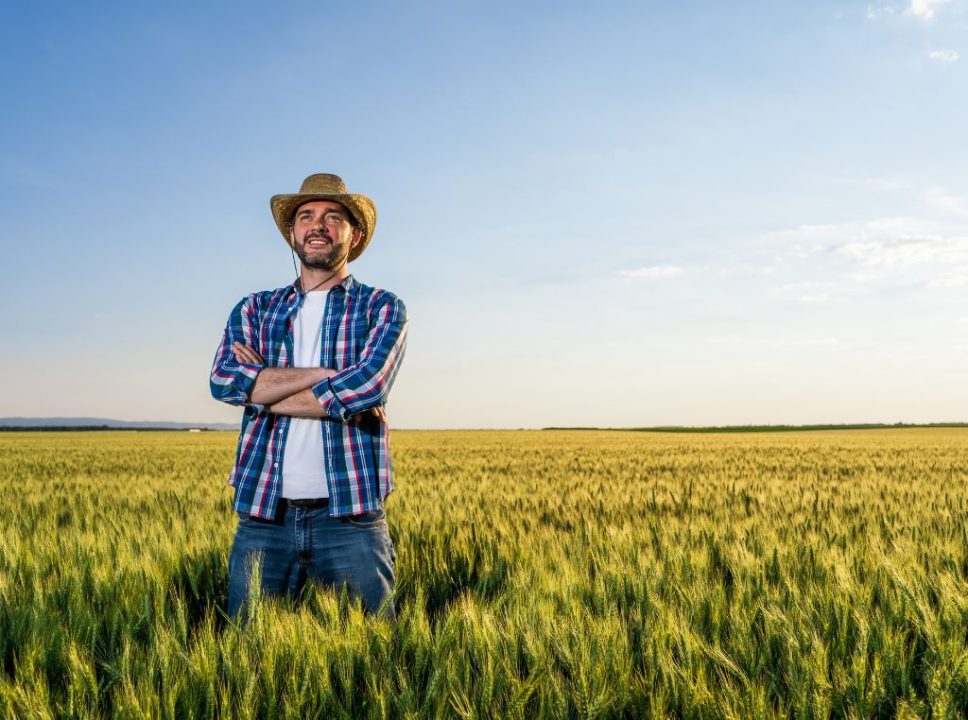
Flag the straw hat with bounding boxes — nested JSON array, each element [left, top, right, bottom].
[[270, 174, 377, 262]]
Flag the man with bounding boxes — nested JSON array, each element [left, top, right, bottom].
[[210, 173, 408, 620]]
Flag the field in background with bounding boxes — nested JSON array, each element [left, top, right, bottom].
[[1, 429, 967, 718]]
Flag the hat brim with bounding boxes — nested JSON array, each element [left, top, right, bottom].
[[270, 192, 376, 262]]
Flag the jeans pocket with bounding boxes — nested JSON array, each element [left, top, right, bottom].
[[236, 511, 263, 527], [344, 508, 386, 527]]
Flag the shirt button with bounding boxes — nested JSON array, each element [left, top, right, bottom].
[[273, 463, 279, 468]]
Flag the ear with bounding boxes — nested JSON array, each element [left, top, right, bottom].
[[351, 227, 363, 247]]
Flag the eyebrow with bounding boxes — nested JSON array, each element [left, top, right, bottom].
[[295, 207, 348, 218]]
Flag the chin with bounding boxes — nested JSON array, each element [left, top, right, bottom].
[[305, 258, 341, 271], [297, 250, 334, 267]]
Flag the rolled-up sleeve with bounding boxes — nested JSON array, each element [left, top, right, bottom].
[[310, 295, 408, 421], [210, 295, 265, 411]]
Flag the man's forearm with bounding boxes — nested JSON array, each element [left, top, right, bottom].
[[267, 388, 327, 417], [250, 367, 335, 405]]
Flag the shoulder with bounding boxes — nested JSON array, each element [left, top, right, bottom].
[[349, 279, 408, 323], [231, 285, 294, 314]]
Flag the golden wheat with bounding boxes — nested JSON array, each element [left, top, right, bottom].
[[0, 428, 966, 718]]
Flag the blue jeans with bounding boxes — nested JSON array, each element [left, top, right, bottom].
[[227, 502, 396, 620]]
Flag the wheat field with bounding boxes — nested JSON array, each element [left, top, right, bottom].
[[1, 428, 967, 718]]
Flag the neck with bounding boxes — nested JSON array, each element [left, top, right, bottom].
[[299, 263, 349, 293]]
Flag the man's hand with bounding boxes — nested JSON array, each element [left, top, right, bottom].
[[267, 388, 388, 423], [357, 406, 387, 424], [233, 342, 264, 365]]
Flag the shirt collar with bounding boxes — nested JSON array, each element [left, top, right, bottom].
[[287, 273, 356, 299]]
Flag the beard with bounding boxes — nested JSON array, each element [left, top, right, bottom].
[[293, 235, 348, 271]]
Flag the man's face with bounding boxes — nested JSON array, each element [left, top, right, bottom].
[[289, 200, 361, 271]]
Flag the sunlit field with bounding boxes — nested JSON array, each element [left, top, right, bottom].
[[1, 429, 967, 718]]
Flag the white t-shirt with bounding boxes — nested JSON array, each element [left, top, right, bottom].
[[281, 290, 329, 499]]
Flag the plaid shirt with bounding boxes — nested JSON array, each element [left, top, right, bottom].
[[210, 274, 408, 519]]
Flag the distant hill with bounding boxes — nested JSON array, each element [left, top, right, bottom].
[[0, 417, 238, 431], [544, 423, 968, 433]]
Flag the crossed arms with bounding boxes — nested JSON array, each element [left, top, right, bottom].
[[210, 292, 407, 421], [231, 343, 384, 421]]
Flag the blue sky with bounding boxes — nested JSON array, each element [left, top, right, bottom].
[[2, 1, 966, 428]]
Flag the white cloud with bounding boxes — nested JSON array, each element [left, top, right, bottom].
[[764, 218, 926, 262], [769, 281, 835, 305], [834, 234, 968, 291], [928, 267, 968, 287], [907, 0, 950, 19], [823, 175, 910, 192], [799, 293, 831, 304], [923, 186, 968, 213], [867, 4, 897, 19], [771, 281, 836, 292], [928, 49, 960, 63], [707, 334, 842, 349], [620, 265, 683, 279], [834, 235, 968, 268], [756, 215, 968, 295]]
